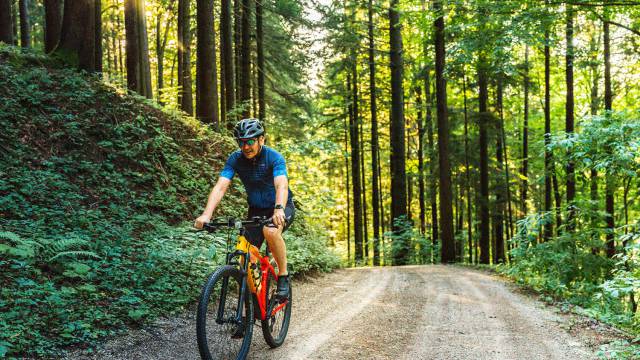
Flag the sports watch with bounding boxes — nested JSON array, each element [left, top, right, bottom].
[[274, 204, 284, 210]]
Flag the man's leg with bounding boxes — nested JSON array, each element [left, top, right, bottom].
[[263, 225, 287, 276]]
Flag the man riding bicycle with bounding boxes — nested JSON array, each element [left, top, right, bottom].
[[194, 118, 294, 301]]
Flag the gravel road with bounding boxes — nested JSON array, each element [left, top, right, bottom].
[[67, 265, 604, 360]]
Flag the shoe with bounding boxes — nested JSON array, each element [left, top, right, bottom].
[[275, 275, 289, 302]]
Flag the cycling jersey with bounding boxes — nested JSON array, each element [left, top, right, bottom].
[[220, 146, 294, 209]]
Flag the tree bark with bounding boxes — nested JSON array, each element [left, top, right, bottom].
[[0, 0, 14, 44], [57, 0, 97, 72], [197, 0, 219, 127], [463, 73, 472, 263], [256, 0, 265, 121], [178, 0, 193, 112], [240, 0, 251, 117], [494, 81, 506, 264], [425, 73, 438, 252], [565, 5, 576, 231], [221, 0, 235, 126], [95, 0, 102, 72], [348, 71, 364, 262], [478, 60, 490, 264], [125, 0, 153, 98], [522, 46, 529, 216], [544, 6, 553, 241], [368, 0, 381, 266], [434, 0, 454, 263], [416, 86, 426, 236], [604, 18, 615, 258], [389, 0, 408, 265], [19, 0, 30, 47]]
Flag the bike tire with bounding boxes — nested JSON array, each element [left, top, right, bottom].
[[197, 265, 254, 360], [260, 272, 292, 348]]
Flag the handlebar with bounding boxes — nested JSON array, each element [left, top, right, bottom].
[[202, 216, 274, 232]]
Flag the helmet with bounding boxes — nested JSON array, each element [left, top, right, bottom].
[[233, 118, 265, 139]]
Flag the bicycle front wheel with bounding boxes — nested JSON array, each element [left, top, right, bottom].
[[197, 265, 254, 360], [261, 272, 292, 348]]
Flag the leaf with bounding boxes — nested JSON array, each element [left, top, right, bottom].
[[127, 309, 148, 321]]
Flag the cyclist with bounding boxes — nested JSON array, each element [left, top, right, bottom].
[[194, 118, 294, 301]]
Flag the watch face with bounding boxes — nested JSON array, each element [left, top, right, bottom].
[[275, 204, 284, 209]]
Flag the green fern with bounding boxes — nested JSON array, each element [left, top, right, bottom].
[[0, 230, 21, 243], [49, 250, 100, 262]]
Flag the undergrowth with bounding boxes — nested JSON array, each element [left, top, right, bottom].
[[0, 45, 338, 358]]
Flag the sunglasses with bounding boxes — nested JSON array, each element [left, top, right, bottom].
[[237, 138, 258, 147]]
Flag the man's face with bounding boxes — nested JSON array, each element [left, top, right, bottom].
[[239, 135, 264, 159]]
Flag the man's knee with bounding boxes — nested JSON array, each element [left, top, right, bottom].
[[263, 226, 282, 239]]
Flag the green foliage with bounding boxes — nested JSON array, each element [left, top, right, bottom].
[[0, 46, 337, 357], [384, 217, 438, 265]]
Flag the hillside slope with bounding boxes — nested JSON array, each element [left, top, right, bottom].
[[0, 45, 337, 358]]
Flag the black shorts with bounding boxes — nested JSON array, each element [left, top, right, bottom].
[[245, 202, 295, 248]]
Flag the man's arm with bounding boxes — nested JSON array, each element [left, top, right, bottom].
[[194, 177, 232, 229], [273, 175, 288, 228]]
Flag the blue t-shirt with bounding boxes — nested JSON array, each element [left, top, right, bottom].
[[220, 146, 293, 209]]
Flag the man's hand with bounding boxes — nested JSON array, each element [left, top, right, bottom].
[[273, 208, 286, 228], [194, 214, 212, 229]]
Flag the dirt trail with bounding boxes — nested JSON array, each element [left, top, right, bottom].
[[68, 266, 605, 360]]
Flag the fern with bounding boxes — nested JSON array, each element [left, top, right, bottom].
[[48, 251, 100, 262], [0, 230, 21, 243]]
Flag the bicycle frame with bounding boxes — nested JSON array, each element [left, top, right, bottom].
[[214, 222, 288, 324]]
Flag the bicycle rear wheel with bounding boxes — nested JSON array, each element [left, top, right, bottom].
[[197, 265, 254, 360], [261, 272, 292, 348]]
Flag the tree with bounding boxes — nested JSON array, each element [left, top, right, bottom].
[[18, 0, 30, 48], [56, 0, 98, 72], [434, 0, 454, 263], [389, 0, 408, 265], [603, 15, 615, 258], [256, 0, 265, 121], [196, 0, 219, 127], [565, 5, 576, 231], [348, 70, 364, 262], [125, 0, 153, 98], [178, 0, 193, 112], [239, 0, 251, 117], [44, 0, 62, 53], [0, 0, 13, 44], [477, 58, 490, 264], [221, 0, 235, 126]]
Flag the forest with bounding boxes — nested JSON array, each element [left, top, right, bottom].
[[0, 0, 639, 358]]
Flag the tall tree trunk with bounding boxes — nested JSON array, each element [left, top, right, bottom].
[[426, 74, 438, 252], [178, 0, 193, 112], [589, 28, 600, 254], [221, 0, 235, 126], [416, 86, 426, 235], [234, 0, 240, 104], [197, 0, 219, 127], [434, 0, 454, 263], [494, 81, 506, 264], [344, 113, 351, 266], [125, 0, 153, 98], [348, 71, 364, 263], [521, 46, 529, 216], [565, 5, 576, 231], [95, 0, 102, 72], [603, 18, 615, 258], [478, 60, 490, 264], [240, 0, 251, 117], [544, 4, 553, 241], [256, 0, 265, 121], [463, 73, 472, 263], [57, 0, 97, 72], [156, 2, 174, 105], [368, 0, 381, 266], [19, 0, 30, 47], [0, 0, 14, 44], [360, 98, 369, 262], [44, 0, 62, 52], [389, 0, 408, 265]]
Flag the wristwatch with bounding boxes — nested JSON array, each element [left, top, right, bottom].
[[274, 204, 284, 210]]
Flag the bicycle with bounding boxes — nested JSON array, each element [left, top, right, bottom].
[[196, 216, 292, 360]]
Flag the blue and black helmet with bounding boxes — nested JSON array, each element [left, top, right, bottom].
[[233, 118, 265, 139]]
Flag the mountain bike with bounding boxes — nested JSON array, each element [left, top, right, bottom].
[[196, 216, 292, 360]]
